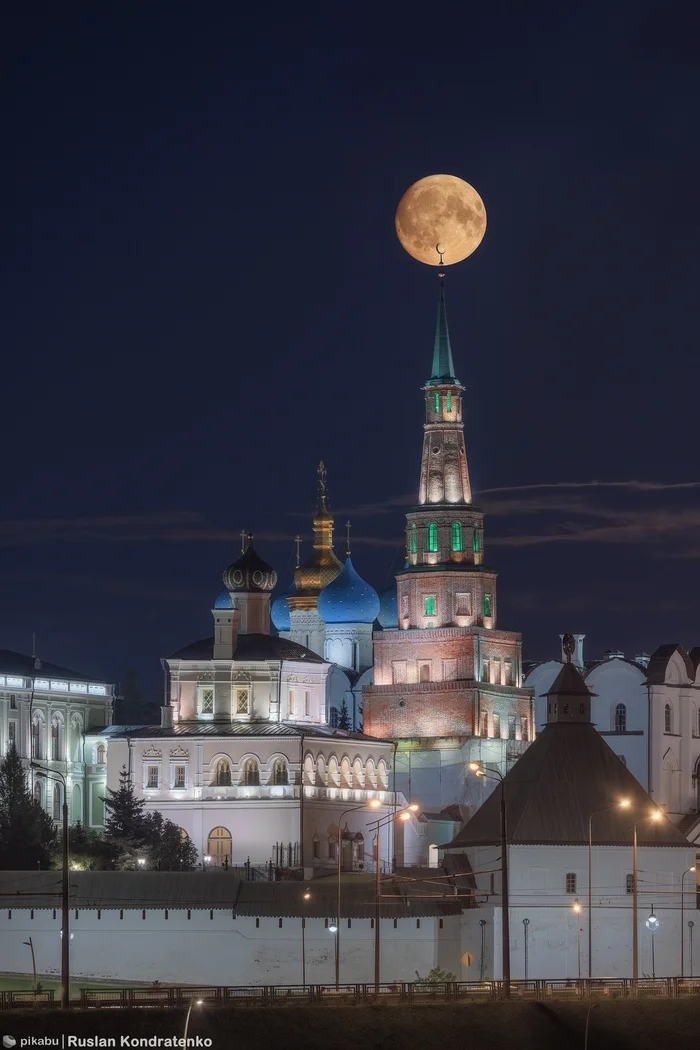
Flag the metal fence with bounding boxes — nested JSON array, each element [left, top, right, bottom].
[[2, 978, 700, 1011]]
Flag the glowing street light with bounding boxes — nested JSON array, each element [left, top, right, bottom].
[[681, 865, 696, 977], [183, 998, 203, 1045], [573, 899, 582, 979]]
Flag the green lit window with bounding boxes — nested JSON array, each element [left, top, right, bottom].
[[434, 393, 440, 414], [446, 392, 452, 413], [451, 522, 462, 551], [473, 530, 480, 554], [483, 593, 492, 618], [427, 523, 438, 552], [411, 524, 417, 554], [424, 597, 436, 617]]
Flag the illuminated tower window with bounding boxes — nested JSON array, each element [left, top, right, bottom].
[[434, 393, 440, 414], [424, 596, 436, 617], [411, 524, 417, 554], [427, 523, 438, 552], [484, 593, 492, 618], [451, 522, 462, 551], [446, 392, 452, 413], [473, 530, 480, 554]]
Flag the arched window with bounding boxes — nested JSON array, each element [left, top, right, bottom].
[[473, 530, 480, 554], [96, 743, 106, 765], [664, 703, 672, 733], [215, 759, 231, 786], [52, 782, 61, 821], [70, 717, 83, 763], [615, 704, 627, 732], [424, 596, 436, 617], [411, 524, 417, 554], [565, 872, 577, 893], [427, 523, 438, 553], [31, 717, 42, 760], [243, 759, 259, 786], [483, 593, 492, 618], [451, 523, 462, 552], [207, 826, 232, 866], [33, 780, 42, 806], [51, 718, 61, 761], [272, 759, 288, 785]]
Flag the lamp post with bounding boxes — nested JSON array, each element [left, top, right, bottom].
[[23, 938, 37, 999], [681, 865, 696, 978], [646, 907, 659, 979], [335, 799, 382, 989], [301, 889, 311, 989], [469, 762, 510, 998], [573, 900, 581, 980], [366, 804, 419, 994], [632, 810, 662, 982], [183, 998, 203, 1044], [587, 800, 630, 980], [689, 921, 695, 976], [34, 767, 69, 1009]]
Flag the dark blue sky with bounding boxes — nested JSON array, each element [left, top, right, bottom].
[[4, 5, 700, 696]]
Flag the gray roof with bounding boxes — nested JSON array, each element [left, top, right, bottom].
[[86, 721, 392, 744], [645, 643, 695, 684], [0, 871, 461, 918], [169, 634, 325, 664], [443, 720, 691, 849], [0, 649, 106, 684]]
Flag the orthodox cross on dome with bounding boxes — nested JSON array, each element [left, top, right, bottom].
[[345, 520, 352, 557], [240, 529, 246, 554], [294, 535, 301, 569], [318, 460, 328, 500], [562, 633, 575, 664]]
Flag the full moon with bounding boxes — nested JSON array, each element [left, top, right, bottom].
[[395, 174, 487, 266]]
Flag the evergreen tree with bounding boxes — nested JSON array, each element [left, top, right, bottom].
[[102, 766, 148, 842], [144, 812, 198, 871], [0, 744, 57, 869], [338, 697, 351, 731], [64, 822, 119, 871]]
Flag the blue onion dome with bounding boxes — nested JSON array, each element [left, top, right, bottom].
[[214, 589, 233, 609], [271, 592, 291, 631], [223, 535, 277, 593], [317, 557, 380, 625], [377, 583, 398, 629]]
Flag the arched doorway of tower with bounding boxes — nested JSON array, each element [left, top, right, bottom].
[[207, 826, 232, 867]]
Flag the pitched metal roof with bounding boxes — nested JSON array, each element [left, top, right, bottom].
[[443, 720, 691, 849], [87, 721, 392, 744], [645, 643, 694, 684], [168, 634, 325, 663], [0, 649, 105, 684], [0, 871, 460, 918]]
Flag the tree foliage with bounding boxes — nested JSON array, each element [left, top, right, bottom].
[[415, 968, 458, 984], [0, 744, 57, 869], [337, 697, 351, 731], [101, 765, 197, 870], [61, 822, 119, 871]]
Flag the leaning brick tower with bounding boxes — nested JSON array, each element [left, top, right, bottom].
[[362, 279, 534, 812]]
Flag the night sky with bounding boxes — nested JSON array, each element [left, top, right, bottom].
[[4, 6, 700, 698]]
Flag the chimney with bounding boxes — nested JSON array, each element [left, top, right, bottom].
[[213, 604, 240, 660], [160, 705, 173, 729], [559, 633, 585, 669]]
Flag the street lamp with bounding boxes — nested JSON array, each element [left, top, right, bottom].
[[183, 998, 203, 1044], [366, 804, 420, 995], [587, 799, 630, 979], [469, 762, 510, 998], [335, 798, 382, 988], [203, 855, 211, 869], [681, 865, 696, 978], [632, 810, 662, 981], [573, 900, 582, 980], [646, 907, 659, 979], [301, 889, 311, 989], [137, 857, 146, 867], [34, 767, 69, 1009]]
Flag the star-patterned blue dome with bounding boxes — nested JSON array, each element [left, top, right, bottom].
[[270, 592, 291, 631], [214, 589, 233, 609], [318, 557, 380, 625], [377, 583, 398, 629]]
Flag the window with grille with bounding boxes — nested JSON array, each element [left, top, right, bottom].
[[173, 765, 186, 789], [96, 743, 106, 764], [243, 759, 260, 786], [565, 872, 577, 893], [147, 765, 159, 789], [427, 523, 438, 552], [272, 759, 288, 785], [615, 703, 626, 732], [235, 688, 249, 715], [626, 874, 634, 894], [200, 688, 214, 715], [452, 522, 463, 552]]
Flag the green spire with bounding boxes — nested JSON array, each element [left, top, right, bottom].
[[426, 276, 459, 386]]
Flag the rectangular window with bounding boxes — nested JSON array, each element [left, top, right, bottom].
[[520, 716, 529, 742], [626, 874, 634, 894], [418, 662, 431, 683], [289, 690, 295, 717], [424, 596, 436, 617], [481, 659, 490, 684], [147, 765, 159, 789], [508, 715, 516, 740], [200, 688, 214, 715], [173, 765, 186, 789], [411, 524, 417, 554], [391, 661, 407, 684], [493, 658, 501, 685], [304, 691, 310, 717], [446, 392, 452, 413], [312, 838, 320, 859], [504, 659, 515, 686], [565, 872, 577, 893], [451, 522, 463, 551], [483, 592, 492, 618], [434, 393, 440, 414], [492, 714, 501, 738], [9, 694, 17, 710], [427, 523, 438, 552], [480, 711, 488, 737], [473, 530, 480, 554], [235, 688, 249, 715]]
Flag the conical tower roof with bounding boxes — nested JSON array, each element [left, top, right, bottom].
[[426, 277, 459, 386]]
